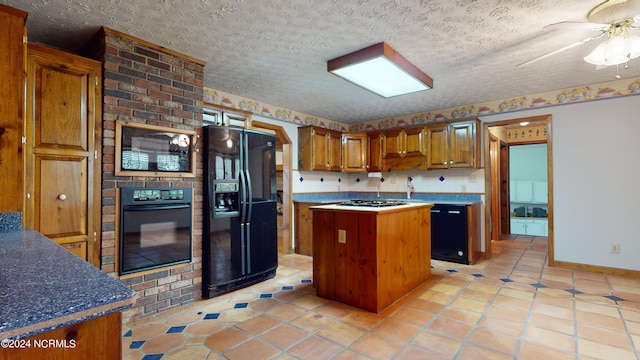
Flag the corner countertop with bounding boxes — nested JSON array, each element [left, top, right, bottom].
[[311, 202, 434, 213], [0, 228, 136, 339]]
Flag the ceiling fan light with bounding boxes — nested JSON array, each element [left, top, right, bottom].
[[583, 35, 630, 66], [627, 35, 640, 59], [584, 43, 608, 65]]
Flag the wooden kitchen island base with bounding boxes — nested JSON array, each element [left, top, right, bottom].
[[312, 202, 432, 313]]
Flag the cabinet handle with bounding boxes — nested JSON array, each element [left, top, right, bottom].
[[26, 193, 31, 199], [58, 194, 67, 201]]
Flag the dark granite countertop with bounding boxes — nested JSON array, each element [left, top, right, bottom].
[[0, 228, 136, 339]]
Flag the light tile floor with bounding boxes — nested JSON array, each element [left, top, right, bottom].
[[123, 235, 640, 359]]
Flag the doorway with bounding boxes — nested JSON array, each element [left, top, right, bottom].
[[250, 120, 294, 254], [483, 115, 554, 264]]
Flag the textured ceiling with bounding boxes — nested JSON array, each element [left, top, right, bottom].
[[5, 0, 640, 123]]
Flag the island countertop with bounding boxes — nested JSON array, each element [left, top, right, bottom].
[[0, 228, 136, 339], [310, 201, 434, 213]]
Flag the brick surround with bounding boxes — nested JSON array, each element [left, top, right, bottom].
[[83, 27, 206, 319]]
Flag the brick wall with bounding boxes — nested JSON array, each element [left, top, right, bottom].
[[83, 27, 205, 319]]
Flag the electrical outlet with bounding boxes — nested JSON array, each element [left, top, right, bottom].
[[610, 243, 620, 254], [468, 173, 477, 183]]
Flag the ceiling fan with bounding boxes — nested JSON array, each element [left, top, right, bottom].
[[517, 0, 640, 73]]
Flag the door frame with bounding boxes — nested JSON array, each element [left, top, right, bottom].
[[251, 120, 293, 254], [483, 115, 554, 265]]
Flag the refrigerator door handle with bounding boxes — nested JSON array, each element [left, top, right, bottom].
[[246, 224, 251, 273], [240, 223, 246, 275], [243, 132, 253, 224], [238, 133, 248, 225], [243, 132, 253, 273], [245, 170, 253, 223]]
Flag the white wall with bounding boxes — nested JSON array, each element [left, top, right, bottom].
[[481, 95, 640, 271]]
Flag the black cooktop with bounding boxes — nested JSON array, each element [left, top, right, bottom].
[[339, 199, 408, 207]]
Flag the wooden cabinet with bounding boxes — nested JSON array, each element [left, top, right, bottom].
[[298, 126, 342, 171], [0, 312, 122, 360], [294, 201, 322, 256], [0, 5, 27, 213], [342, 132, 368, 173], [382, 126, 427, 170], [312, 204, 432, 313], [367, 131, 384, 172], [427, 119, 480, 169], [24, 44, 102, 266]]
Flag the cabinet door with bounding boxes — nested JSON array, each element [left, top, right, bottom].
[[403, 127, 425, 158], [367, 132, 384, 172], [0, 7, 26, 213], [532, 181, 548, 203], [426, 124, 449, 169], [510, 219, 527, 235], [527, 220, 548, 236], [449, 121, 477, 168], [382, 129, 404, 159], [328, 131, 343, 172], [515, 181, 533, 202], [24, 44, 101, 266], [342, 133, 368, 173], [310, 128, 330, 170]]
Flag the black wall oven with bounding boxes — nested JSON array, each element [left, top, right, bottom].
[[119, 187, 192, 275]]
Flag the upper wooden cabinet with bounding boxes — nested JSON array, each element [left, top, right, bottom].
[[342, 132, 368, 173], [298, 120, 481, 173], [382, 126, 427, 171], [24, 44, 102, 266], [298, 126, 342, 171], [0, 5, 27, 213], [367, 131, 384, 173], [427, 119, 480, 169]]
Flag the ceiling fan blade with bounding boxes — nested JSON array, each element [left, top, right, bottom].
[[545, 21, 610, 31], [588, 0, 631, 19], [516, 33, 607, 68]]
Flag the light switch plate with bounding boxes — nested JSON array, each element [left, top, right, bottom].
[[338, 229, 346, 244]]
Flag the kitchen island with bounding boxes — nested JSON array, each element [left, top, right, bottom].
[[311, 201, 432, 313], [0, 227, 136, 359]]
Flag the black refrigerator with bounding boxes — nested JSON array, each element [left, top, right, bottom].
[[203, 125, 278, 298]]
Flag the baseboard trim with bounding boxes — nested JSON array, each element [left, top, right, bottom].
[[552, 260, 640, 278]]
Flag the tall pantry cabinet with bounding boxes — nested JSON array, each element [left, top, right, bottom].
[[24, 44, 102, 267], [0, 5, 27, 213]]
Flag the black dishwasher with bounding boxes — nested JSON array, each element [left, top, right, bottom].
[[431, 204, 469, 264]]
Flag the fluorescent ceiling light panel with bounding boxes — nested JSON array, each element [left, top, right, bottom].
[[328, 42, 433, 98]]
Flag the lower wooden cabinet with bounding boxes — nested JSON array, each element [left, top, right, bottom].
[[294, 201, 323, 256], [0, 312, 122, 360]]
